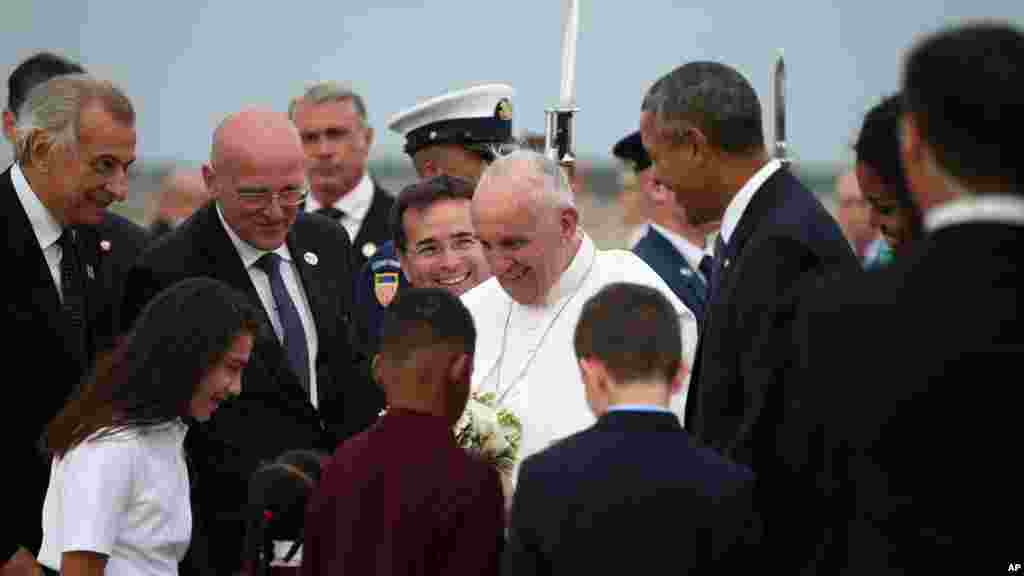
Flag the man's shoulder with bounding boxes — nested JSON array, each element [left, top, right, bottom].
[[97, 212, 149, 244], [295, 210, 353, 245]]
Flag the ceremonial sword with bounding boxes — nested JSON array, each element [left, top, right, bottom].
[[772, 50, 789, 163], [544, 0, 580, 168]]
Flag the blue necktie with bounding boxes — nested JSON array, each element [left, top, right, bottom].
[[255, 253, 310, 392], [698, 254, 714, 289]]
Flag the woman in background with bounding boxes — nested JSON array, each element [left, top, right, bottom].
[[38, 277, 261, 576], [854, 93, 925, 267]]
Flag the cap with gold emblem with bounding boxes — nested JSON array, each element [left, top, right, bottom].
[[388, 84, 516, 161]]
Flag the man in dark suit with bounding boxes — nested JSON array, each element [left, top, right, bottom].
[[289, 82, 394, 271], [2, 72, 139, 576], [639, 62, 859, 571], [613, 130, 718, 327], [120, 108, 379, 575], [503, 282, 758, 575], [784, 22, 1024, 571], [304, 288, 504, 576]]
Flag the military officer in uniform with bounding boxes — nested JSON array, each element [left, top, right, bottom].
[[612, 130, 719, 328], [353, 84, 515, 352]]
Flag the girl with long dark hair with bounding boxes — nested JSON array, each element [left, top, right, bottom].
[[37, 277, 262, 576]]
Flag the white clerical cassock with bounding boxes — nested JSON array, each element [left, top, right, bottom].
[[461, 232, 698, 493]]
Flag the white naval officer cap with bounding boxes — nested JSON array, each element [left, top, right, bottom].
[[387, 83, 516, 160]]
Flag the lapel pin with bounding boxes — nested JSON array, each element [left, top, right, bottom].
[[86, 264, 95, 280], [724, 259, 731, 268], [362, 242, 377, 258], [304, 252, 319, 266], [99, 240, 111, 252]]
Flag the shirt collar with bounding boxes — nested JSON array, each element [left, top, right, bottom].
[[649, 222, 708, 273], [305, 170, 374, 222], [925, 194, 1024, 232], [720, 158, 782, 245], [216, 202, 294, 268], [11, 163, 63, 250], [607, 404, 673, 414], [542, 231, 596, 306]]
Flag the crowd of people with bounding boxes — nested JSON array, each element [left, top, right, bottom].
[[2, 17, 1020, 576]]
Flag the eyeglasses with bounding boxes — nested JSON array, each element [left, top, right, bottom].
[[236, 186, 309, 209]]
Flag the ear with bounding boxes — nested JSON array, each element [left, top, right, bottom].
[[28, 131, 54, 172], [687, 126, 710, 165], [201, 164, 219, 199], [578, 357, 608, 393], [668, 361, 688, 397], [364, 125, 375, 149], [558, 205, 580, 239], [649, 180, 672, 207], [448, 352, 472, 386], [900, 113, 922, 165], [2, 110, 15, 144], [371, 353, 384, 389]]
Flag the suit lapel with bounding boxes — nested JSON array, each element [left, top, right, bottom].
[[718, 167, 789, 297], [4, 169, 66, 345], [645, 227, 707, 314], [286, 223, 332, 343], [352, 184, 389, 255], [195, 203, 271, 328]]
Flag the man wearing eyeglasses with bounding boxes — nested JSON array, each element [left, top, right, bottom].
[[120, 108, 379, 576]]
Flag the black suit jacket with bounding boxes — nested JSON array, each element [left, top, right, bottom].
[[503, 410, 760, 575], [780, 221, 1023, 572], [350, 183, 395, 272], [120, 202, 382, 574], [682, 166, 858, 572], [632, 226, 709, 327], [2, 167, 147, 561]]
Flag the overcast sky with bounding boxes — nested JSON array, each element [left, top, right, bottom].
[[3, 1, 1022, 168]]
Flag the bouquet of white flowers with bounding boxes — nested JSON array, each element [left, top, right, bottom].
[[453, 391, 522, 474]]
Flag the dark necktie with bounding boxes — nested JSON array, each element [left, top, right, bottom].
[[315, 207, 345, 222], [709, 235, 728, 303], [254, 253, 310, 392], [58, 229, 87, 369], [698, 254, 714, 290]]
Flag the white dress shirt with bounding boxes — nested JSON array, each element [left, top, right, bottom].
[[650, 222, 710, 284], [217, 205, 321, 408], [925, 194, 1024, 232], [39, 421, 192, 576], [11, 163, 66, 301], [462, 233, 698, 494], [305, 170, 374, 243], [719, 158, 783, 245]]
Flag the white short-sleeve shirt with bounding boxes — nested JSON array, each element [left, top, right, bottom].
[[39, 421, 192, 576]]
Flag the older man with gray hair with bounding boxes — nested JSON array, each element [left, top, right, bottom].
[[462, 149, 698, 502], [2, 73, 138, 576], [289, 82, 394, 270]]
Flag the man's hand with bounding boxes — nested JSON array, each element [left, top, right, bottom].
[[0, 548, 41, 576]]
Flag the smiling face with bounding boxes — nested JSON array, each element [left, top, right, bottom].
[[398, 198, 490, 296], [40, 102, 136, 226], [472, 176, 577, 306], [856, 161, 914, 254], [189, 332, 253, 422]]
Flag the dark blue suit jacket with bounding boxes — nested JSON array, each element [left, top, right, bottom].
[[503, 410, 760, 575], [352, 240, 410, 354], [632, 226, 708, 327], [684, 165, 860, 572]]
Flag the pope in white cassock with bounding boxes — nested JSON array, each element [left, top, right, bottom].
[[461, 150, 698, 494]]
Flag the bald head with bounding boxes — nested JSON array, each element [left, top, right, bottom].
[[205, 108, 307, 250], [211, 108, 303, 173]]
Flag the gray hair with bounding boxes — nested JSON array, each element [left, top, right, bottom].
[[642, 61, 764, 155], [479, 149, 575, 211], [13, 74, 134, 164], [288, 81, 368, 126]]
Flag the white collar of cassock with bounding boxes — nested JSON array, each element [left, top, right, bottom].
[[537, 229, 596, 308]]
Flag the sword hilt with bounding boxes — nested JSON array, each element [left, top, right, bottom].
[[544, 106, 578, 167]]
